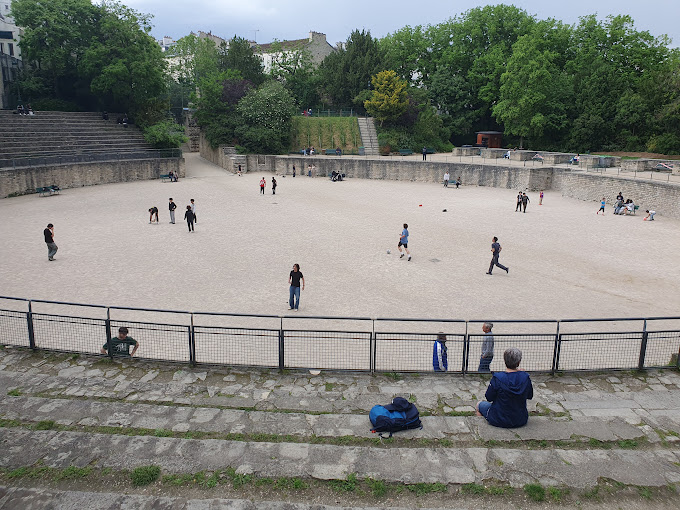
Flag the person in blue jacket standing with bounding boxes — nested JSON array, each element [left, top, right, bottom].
[[433, 333, 448, 372], [475, 347, 533, 428]]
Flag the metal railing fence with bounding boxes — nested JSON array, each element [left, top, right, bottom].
[[1, 296, 679, 374]]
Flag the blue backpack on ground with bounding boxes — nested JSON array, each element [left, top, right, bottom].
[[369, 397, 422, 437]]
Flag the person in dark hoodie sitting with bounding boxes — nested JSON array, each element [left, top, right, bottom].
[[475, 347, 533, 428]]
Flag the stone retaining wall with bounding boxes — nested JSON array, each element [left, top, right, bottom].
[[0, 157, 185, 198], [552, 169, 680, 218]]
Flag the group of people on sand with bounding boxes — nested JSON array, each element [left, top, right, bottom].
[[148, 198, 197, 232], [598, 191, 656, 220]]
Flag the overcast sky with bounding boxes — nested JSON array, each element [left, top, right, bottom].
[[123, 0, 679, 47]]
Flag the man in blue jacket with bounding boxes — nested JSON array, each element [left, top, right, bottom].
[[475, 347, 533, 428]]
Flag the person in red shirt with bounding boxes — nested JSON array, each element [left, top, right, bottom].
[[260, 177, 266, 194]]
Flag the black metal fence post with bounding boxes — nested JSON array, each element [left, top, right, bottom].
[[189, 313, 196, 366], [278, 317, 285, 371], [554, 324, 563, 373], [638, 319, 648, 370], [462, 321, 469, 374], [105, 308, 113, 359], [370, 319, 375, 374], [552, 321, 560, 375], [27, 300, 36, 350]]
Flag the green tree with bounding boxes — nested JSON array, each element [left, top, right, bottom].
[[364, 70, 408, 126], [380, 25, 428, 84], [493, 20, 573, 148], [318, 29, 385, 106], [235, 81, 297, 153], [219, 37, 265, 85], [266, 41, 318, 108]]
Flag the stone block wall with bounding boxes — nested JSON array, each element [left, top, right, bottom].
[[0, 158, 185, 198], [552, 169, 680, 218]]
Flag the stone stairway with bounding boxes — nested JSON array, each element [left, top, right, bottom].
[[0, 111, 163, 167], [222, 146, 247, 173], [357, 117, 379, 156], [0, 348, 679, 508]]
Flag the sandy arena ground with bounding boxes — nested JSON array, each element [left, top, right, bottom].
[[1, 153, 678, 329]]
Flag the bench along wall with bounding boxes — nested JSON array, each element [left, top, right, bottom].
[[0, 158, 185, 199], [552, 169, 680, 219]]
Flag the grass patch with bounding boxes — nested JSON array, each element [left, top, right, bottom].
[[548, 486, 568, 502], [324, 383, 334, 391], [154, 429, 173, 437], [274, 476, 308, 490], [34, 420, 56, 430], [384, 372, 402, 381], [330, 472, 358, 492], [366, 477, 387, 497], [588, 438, 612, 449], [461, 483, 486, 495], [638, 486, 653, 499], [130, 465, 161, 487], [524, 483, 546, 502], [406, 482, 447, 496], [55, 466, 91, 480], [618, 439, 638, 449], [7, 389, 21, 396], [582, 485, 600, 500]]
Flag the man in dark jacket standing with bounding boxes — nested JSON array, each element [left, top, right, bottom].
[[475, 347, 533, 428], [169, 198, 177, 224], [44, 223, 58, 261]]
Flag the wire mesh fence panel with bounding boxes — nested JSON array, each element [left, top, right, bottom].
[[283, 330, 371, 370], [194, 326, 279, 368], [557, 332, 643, 371], [467, 334, 556, 373], [643, 330, 680, 368], [33, 313, 107, 354], [110, 321, 190, 363], [0, 309, 30, 347], [374, 333, 465, 372]]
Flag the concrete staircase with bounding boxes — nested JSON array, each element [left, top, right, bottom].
[[1, 348, 679, 508], [357, 117, 379, 156], [0, 111, 165, 167], [222, 146, 247, 173]]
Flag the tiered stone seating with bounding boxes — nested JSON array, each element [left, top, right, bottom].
[[0, 110, 166, 168]]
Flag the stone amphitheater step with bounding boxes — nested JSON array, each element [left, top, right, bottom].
[[0, 348, 679, 503]]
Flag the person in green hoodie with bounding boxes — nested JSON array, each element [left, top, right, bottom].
[[475, 347, 533, 428]]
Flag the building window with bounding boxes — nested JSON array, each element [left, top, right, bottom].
[[8, 43, 13, 56]]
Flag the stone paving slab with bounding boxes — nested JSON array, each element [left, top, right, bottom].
[[0, 429, 678, 489], [0, 395, 651, 443], [0, 486, 448, 510]]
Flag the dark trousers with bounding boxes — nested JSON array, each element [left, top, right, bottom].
[[522, 202, 527, 212], [273, 187, 276, 194], [260, 187, 265, 194], [515, 202, 522, 211], [488, 255, 507, 274], [422, 153, 426, 161], [187, 220, 194, 231]]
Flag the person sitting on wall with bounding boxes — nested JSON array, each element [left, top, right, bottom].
[[17, 104, 24, 115], [102, 111, 109, 121], [503, 150, 510, 159], [122, 114, 129, 128], [570, 154, 580, 164], [476, 347, 533, 428]]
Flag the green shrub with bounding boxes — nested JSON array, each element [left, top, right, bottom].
[[524, 483, 546, 501], [143, 120, 188, 149], [646, 133, 680, 155]]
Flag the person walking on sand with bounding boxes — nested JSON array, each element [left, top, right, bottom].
[[288, 263, 305, 311], [44, 223, 58, 261], [190, 199, 197, 223], [398, 223, 411, 261], [521, 192, 530, 213], [539, 190, 544, 205], [272, 176, 277, 195], [292, 165, 296, 177], [184, 205, 195, 232], [169, 198, 177, 224], [515, 191, 523, 212], [237, 165, 242, 176], [443, 171, 450, 187], [487, 236, 508, 275], [597, 197, 606, 215], [260, 177, 266, 194]]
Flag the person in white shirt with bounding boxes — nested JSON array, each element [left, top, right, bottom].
[[190, 199, 197, 223], [443, 171, 450, 187], [644, 210, 656, 221]]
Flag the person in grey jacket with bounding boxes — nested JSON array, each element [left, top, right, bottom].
[[478, 322, 494, 372]]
